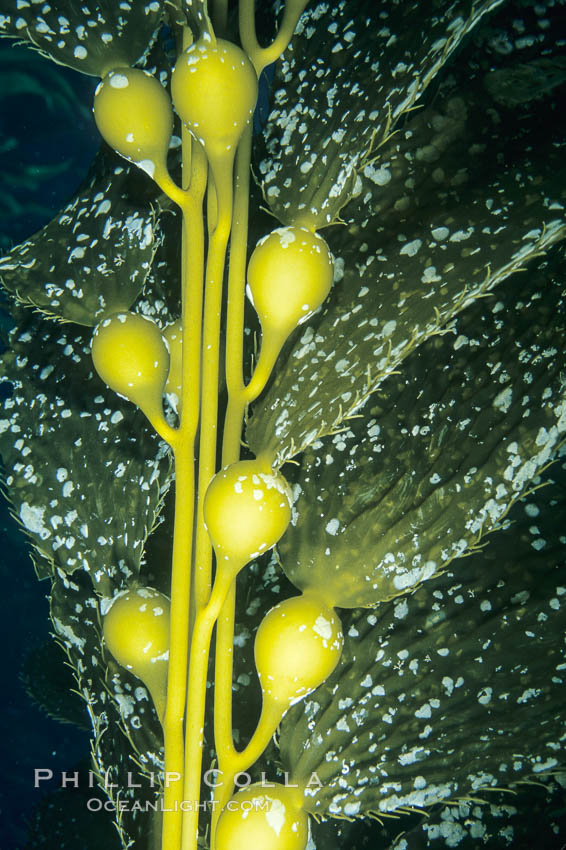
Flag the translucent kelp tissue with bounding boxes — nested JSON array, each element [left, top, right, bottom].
[[1, 1, 566, 848]]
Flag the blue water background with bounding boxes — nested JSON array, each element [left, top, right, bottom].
[[0, 43, 99, 849]]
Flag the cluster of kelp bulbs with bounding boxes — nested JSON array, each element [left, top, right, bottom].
[[93, 38, 257, 182], [91, 33, 339, 850]]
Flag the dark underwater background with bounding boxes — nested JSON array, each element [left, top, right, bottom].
[[0, 42, 120, 849]]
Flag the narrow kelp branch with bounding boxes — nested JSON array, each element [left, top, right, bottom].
[[161, 143, 208, 847], [213, 125, 255, 794], [1, 2, 566, 849], [239, 0, 310, 75], [191, 172, 232, 615], [221, 126, 254, 467]]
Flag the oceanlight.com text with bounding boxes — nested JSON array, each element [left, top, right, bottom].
[[86, 798, 273, 813]]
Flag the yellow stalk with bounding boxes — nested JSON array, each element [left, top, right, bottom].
[[202, 127, 253, 847], [153, 162, 189, 212], [137, 398, 179, 447], [210, 697, 286, 844], [221, 126, 253, 464], [161, 188, 207, 847], [180, 149, 236, 850], [231, 698, 286, 771], [239, 0, 309, 75], [193, 152, 235, 615], [181, 562, 241, 850], [160, 36, 208, 845], [242, 329, 288, 403]]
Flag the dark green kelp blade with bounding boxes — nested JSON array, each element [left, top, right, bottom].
[[0, 150, 160, 325], [307, 777, 566, 849], [247, 106, 566, 465], [280, 453, 566, 820], [0, 0, 165, 77], [343, 0, 566, 237], [385, 779, 566, 849], [275, 247, 566, 607], [477, 0, 566, 109], [485, 56, 566, 107], [0, 306, 172, 595], [21, 639, 91, 730], [257, 0, 505, 228]]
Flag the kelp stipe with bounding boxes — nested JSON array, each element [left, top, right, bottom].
[[1, 1, 566, 849]]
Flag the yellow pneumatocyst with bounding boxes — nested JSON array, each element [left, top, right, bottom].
[[204, 460, 292, 567], [255, 593, 344, 706], [93, 67, 173, 177], [247, 226, 334, 339], [171, 38, 257, 160], [215, 783, 308, 850], [91, 312, 169, 412], [103, 587, 170, 719]]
